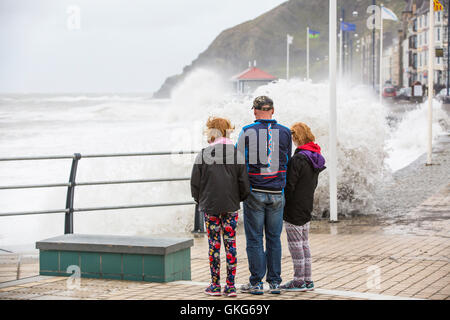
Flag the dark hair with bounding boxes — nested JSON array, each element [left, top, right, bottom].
[[253, 96, 274, 111]]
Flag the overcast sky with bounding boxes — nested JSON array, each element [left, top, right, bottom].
[[0, 0, 287, 94]]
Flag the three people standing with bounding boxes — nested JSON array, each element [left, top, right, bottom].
[[191, 96, 326, 297]]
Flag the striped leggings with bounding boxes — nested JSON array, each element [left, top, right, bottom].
[[284, 221, 312, 282]]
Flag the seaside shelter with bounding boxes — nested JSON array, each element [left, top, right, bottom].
[[231, 65, 278, 94]]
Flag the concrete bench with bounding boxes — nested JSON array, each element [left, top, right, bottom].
[[36, 234, 193, 282]]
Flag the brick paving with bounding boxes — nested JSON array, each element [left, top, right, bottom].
[[0, 184, 449, 300]]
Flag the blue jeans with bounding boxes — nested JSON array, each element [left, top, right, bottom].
[[243, 190, 284, 285]]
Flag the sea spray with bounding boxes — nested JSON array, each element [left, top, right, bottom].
[[165, 71, 388, 217], [385, 99, 447, 171]]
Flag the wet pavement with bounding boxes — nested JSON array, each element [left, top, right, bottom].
[[374, 129, 450, 220]]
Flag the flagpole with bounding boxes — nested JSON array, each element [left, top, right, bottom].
[[307, 27, 310, 80], [372, 0, 376, 89], [287, 35, 290, 80], [379, 4, 384, 104], [339, 21, 343, 80], [448, 0, 450, 96], [329, 0, 338, 223], [427, 0, 435, 165]]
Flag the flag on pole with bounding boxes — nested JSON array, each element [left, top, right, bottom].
[[434, 0, 444, 11], [287, 34, 294, 45], [340, 22, 356, 32], [381, 6, 398, 21], [308, 29, 320, 39]]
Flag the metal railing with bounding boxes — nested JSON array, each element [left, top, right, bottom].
[[0, 151, 206, 234]]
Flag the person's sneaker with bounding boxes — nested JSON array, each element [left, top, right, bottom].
[[280, 280, 307, 292], [240, 282, 264, 295], [268, 282, 281, 294], [305, 281, 315, 291], [204, 284, 222, 296], [223, 285, 237, 297]]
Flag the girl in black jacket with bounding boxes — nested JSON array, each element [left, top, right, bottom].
[[191, 117, 250, 297], [280, 122, 326, 292]]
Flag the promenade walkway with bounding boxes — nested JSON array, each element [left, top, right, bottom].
[[0, 184, 449, 300]]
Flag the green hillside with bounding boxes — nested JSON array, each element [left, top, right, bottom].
[[154, 0, 406, 98]]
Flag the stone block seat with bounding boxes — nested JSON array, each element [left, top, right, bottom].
[[36, 234, 193, 282]]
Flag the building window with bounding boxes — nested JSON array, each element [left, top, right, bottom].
[[437, 28, 441, 42]]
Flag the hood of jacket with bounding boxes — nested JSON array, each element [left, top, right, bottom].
[[296, 143, 326, 171], [203, 140, 237, 165], [298, 142, 322, 154]]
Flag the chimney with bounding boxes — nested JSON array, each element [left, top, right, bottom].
[[254, 60, 257, 67]]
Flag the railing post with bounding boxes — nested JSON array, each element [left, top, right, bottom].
[[65, 153, 81, 234], [192, 204, 205, 234]]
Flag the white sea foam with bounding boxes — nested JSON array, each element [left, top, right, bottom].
[[385, 100, 447, 172]]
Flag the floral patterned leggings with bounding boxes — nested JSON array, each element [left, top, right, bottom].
[[204, 211, 238, 287]]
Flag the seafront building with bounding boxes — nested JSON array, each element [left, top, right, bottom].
[[382, 38, 401, 87], [389, 0, 448, 89], [360, 0, 448, 90], [230, 62, 278, 95]]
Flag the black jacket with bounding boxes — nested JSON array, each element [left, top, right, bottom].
[[283, 148, 326, 226], [190, 143, 250, 215]]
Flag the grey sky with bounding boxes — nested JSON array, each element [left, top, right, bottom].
[[0, 0, 287, 94]]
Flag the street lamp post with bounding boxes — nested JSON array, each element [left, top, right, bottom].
[[350, 38, 354, 78], [372, 0, 376, 88], [379, 3, 385, 104], [329, 0, 338, 222], [447, 0, 450, 96], [427, 0, 435, 165], [339, 7, 345, 80], [340, 9, 359, 80], [339, 18, 344, 80], [361, 37, 366, 83], [307, 26, 310, 80]]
